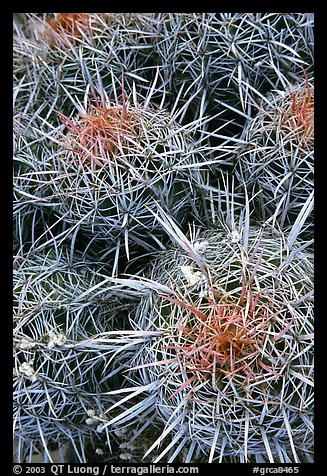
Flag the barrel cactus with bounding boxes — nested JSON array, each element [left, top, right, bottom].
[[100, 213, 313, 463], [152, 13, 314, 130], [234, 77, 314, 230], [13, 246, 136, 463], [13, 13, 158, 118], [35, 81, 216, 259]]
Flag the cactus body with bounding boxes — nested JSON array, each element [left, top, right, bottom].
[[152, 13, 314, 131], [107, 222, 313, 462], [13, 246, 134, 462], [13, 13, 158, 118], [235, 79, 314, 229], [36, 94, 209, 256]]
